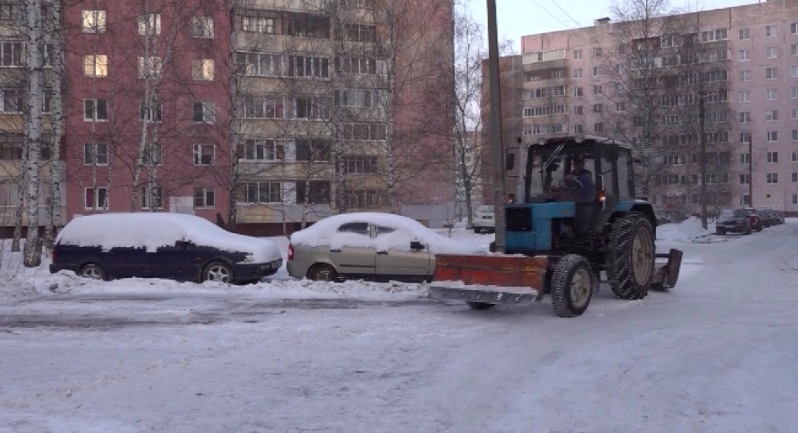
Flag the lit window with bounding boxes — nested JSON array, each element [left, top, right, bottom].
[[138, 14, 161, 35], [192, 59, 215, 80], [83, 55, 108, 77], [192, 16, 214, 38], [138, 56, 162, 78], [82, 10, 106, 33]]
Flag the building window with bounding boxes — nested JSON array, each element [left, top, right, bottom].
[[765, 47, 778, 58], [793, 194, 798, 205], [740, 132, 752, 144], [342, 123, 387, 141], [739, 112, 751, 123], [592, 103, 603, 113], [792, 23, 798, 34], [285, 13, 329, 38], [794, 151, 798, 162], [767, 131, 778, 142], [193, 188, 215, 208], [739, 70, 750, 81], [739, 91, 749, 102], [792, 65, 798, 78], [243, 139, 284, 161], [287, 55, 329, 79], [766, 173, 778, 184], [765, 110, 778, 121], [235, 52, 282, 76], [139, 100, 162, 122], [792, 44, 798, 56], [573, 87, 583, 97], [592, 66, 601, 77], [340, 156, 378, 174], [593, 122, 603, 133], [344, 189, 386, 208], [242, 95, 284, 119], [295, 181, 330, 204], [766, 67, 777, 79], [290, 96, 331, 120], [83, 54, 108, 77], [239, 12, 275, 34], [335, 57, 385, 75], [572, 68, 582, 79], [84, 187, 108, 210], [346, 24, 376, 42], [573, 49, 582, 59], [793, 109, 798, 120], [701, 28, 728, 42], [592, 47, 602, 57], [792, 173, 798, 183], [574, 124, 583, 133], [0, 89, 20, 113], [767, 152, 779, 163], [740, 152, 751, 164], [738, 28, 750, 40], [83, 99, 108, 121], [334, 89, 383, 108], [84, 143, 108, 165], [138, 56, 162, 78], [593, 85, 602, 95], [141, 187, 162, 209], [738, 50, 750, 61], [765, 25, 777, 37], [138, 14, 161, 35], [295, 139, 331, 161], [193, 144, 215, 165], [573, 106, 583, 115], [740, 174, 750, 184], [193, 101, 215, 123], [191, 16, 214, 38], [793, 130, 798, 141], [0, 42, 23, 67], [142, 143, 162, 165], [191, 59, 215, 80], [241, 182, 281, 204], [82, 10, 106, 33], [793, 87, 798, 99]]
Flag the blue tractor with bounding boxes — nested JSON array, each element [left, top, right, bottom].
[[429, 136, 683, 317]]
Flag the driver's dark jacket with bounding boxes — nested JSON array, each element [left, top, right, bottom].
[[572, 168, 594, 202]]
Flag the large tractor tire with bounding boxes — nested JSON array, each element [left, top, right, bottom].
[[551, 254, 595, 318], [607, 213, 655, 300]]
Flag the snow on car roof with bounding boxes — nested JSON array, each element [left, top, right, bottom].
[[290, 212, 483, 255], [56, 213, 281, 262]]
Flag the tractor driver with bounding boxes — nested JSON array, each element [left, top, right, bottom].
[[562, 156, 595, 202]]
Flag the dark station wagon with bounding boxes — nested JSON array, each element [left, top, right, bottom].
[[50, 213, 283, 284]]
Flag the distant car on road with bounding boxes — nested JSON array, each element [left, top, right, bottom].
[[286, 212, 483, 283], [50, 213, 283, 284], [756, 208, 783, 227], [472, 205, 495, 233]]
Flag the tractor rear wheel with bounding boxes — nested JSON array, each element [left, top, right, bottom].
[[551, 254, 595, 317], [607, 213, 655, 300]]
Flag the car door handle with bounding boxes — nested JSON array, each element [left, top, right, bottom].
[[377, 251, 389, 255], [330, 249, 341, 253]]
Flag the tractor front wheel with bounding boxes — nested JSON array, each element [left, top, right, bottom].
[[551, 254, 595, 318], [607, 213, 655, 300]]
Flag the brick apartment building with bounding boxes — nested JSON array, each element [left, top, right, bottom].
[[0, 0, 455, 236], [483, 0, 798, 215]]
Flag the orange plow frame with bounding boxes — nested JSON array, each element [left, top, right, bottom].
[[428, 254, 548, 306]]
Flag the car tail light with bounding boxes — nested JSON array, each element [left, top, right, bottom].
[[287, 243, 294, 261]]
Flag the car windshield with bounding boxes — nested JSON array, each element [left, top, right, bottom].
[[720, 209, 743, 218]]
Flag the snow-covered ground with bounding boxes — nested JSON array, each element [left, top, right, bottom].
[[1, 218, 797, 433]]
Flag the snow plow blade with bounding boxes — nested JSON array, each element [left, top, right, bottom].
[[428, 254, 547, 306], [652, 248, 683, 290]]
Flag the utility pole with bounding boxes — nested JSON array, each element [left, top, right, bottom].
[[699, 91, 707, 230], [486, 0, 506, 252], [748, 136, 753, 207]]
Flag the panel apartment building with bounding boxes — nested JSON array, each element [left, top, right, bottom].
[[0, 0, 455, 236], [485, 0, 798, 215]]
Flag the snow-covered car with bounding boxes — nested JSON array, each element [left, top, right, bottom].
[[286, 212, 483, 282], [49, 213, 283, 284], [472, 205, 495, 233]]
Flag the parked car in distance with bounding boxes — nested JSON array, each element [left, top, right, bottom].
[[286, 212, 484, 283], [715, 208, 753, 235], [756, 208, 783, 227], [472, 205, 495, 233], [50, 213, 283, 284], [743, 208, 764, 232]]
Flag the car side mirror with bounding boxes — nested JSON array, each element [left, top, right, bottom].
[[410, 240, 425, 251]]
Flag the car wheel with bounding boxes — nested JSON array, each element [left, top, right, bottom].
[[203, 261, 234, 283], [79, 263, 106, 280], [308, 264, 338, 282]]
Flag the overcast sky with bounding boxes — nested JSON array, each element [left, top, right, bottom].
[[467, 0, 760, 52]]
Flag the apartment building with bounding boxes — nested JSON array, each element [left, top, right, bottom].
[[0, 0, 454, 236], [486, 0, 798, 215]]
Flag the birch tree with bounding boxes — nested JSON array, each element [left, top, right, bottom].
[[23, 0, 44, 267]]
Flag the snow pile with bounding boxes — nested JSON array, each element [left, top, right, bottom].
[[657, 216, 715, 243]]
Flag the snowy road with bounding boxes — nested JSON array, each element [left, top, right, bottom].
[[1, 221, 797, 433]]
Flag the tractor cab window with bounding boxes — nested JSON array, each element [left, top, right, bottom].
[[528, 148, 596, 202]]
